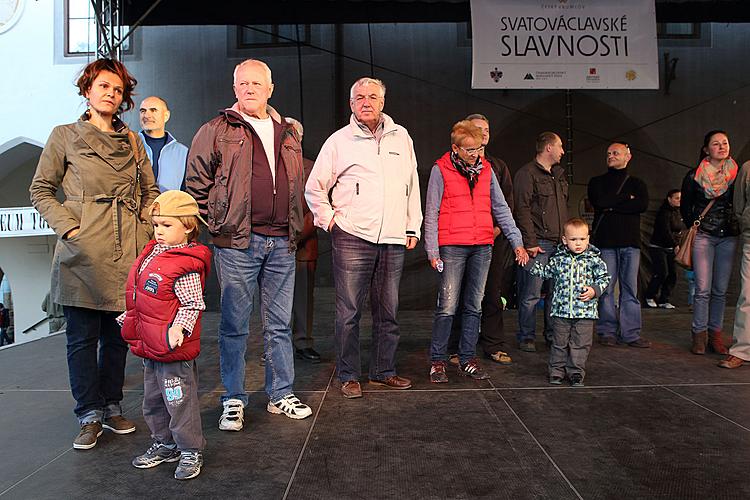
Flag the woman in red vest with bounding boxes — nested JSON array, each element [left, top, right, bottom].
[[424, 121, 528, 383]]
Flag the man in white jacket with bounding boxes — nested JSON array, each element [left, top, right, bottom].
[[305, 77, 422, 399]]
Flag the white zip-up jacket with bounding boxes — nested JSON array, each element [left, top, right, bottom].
[[306, 113, 422, 244]]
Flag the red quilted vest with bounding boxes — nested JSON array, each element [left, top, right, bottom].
[[436, 152, 495, 246], [121, 240, 212, 362]]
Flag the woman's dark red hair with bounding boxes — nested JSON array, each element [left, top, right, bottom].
[[75, 58, 138, 113]]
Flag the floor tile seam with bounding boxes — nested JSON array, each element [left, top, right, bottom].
[[659, 385, 750, 433], [487, 380, 585, 500], [0, 445, 74, 497], [603, 355, 750, 433], [4, 382, 750, 394], [282, 366, 336, 500]]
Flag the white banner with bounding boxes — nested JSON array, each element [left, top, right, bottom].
[[471, 0, 658, 89], [0, 207, 55, 238]]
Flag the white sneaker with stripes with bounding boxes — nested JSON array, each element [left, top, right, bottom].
[[267, 393, 312, 420]]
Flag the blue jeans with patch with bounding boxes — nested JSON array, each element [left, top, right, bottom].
[[214, 233, 296, 404], [331, 226, 405, 383], [691, 232, 737, 334], [597, 247, 642, 342], [516, 238, 556, 342], [430, 245, 492, 364]]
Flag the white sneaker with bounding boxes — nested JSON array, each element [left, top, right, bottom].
[[659, 302, 676, 309], [646, 299, 658, 308], [267, 393, 312, 420], [219, 399, 244, 431]]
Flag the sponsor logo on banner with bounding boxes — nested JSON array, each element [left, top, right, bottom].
[[470, 0, 658, 89], [586, 67, 601, 83]]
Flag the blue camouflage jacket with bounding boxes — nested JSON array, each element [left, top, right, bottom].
[[527, 244, 610, 319]]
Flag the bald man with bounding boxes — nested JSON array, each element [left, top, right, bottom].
[[139, 96, 188, 192]]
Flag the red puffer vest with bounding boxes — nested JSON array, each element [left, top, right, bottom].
[[121, 241, 212, 362], [436, 152, 495, 246]]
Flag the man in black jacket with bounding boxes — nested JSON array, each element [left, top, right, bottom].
[[513, 132, 568, 352], [587, 142, 651, 348]]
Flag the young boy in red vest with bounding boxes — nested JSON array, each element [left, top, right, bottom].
[[117, 190, 211, 480], [423, 121, 528, 382]]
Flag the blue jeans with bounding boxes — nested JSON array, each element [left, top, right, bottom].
[[63, 306, 127, 424], [517, 238, 556, 342], [331, 226, 405, 382], [430, 245, 492, 364], [597, 247, 642, 342], [691, 233, 737, 334], [214, 233, 296, 404]]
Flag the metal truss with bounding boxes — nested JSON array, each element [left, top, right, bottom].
[[90, 0, 123, 59]]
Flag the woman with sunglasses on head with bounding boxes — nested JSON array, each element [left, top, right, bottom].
[[680, 130, 739, 355], [30, 58, 159, 450]]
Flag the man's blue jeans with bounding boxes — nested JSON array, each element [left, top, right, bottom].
[[63, 306, 127, 424], [692, 232, 737, 334], [597, 247, 642, 342], [430, 245, 492, 364], [331, 226, 405, 383], [516, 238, 556, 342], [214, 233, 296, 404]]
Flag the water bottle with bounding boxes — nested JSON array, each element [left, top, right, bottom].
[[436, 259, 444, 273]]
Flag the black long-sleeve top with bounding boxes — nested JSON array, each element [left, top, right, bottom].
[[587, 167, 649, 248]]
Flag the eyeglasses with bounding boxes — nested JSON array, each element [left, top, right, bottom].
[[458, 145, 485, 155]]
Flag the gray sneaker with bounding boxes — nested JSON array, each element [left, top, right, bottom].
[[132, 442, 181, 469], [73, 422, 103, 450], [174, 451, 203, 480]]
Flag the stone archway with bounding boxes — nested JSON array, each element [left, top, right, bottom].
[[0, 137, 58, 345]]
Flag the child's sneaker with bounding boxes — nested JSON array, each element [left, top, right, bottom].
[[174, 451, 203, 480], [457, 358, 489, 380], [267, 394, 312, 420], [549, 376, 563, 385], [570, 374, 585, 387], [219, 398, 244, 431], [132, 442, 181, 469], [430, 361, 448, 383]]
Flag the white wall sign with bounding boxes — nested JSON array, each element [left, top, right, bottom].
[[0, 207, 55, 238], [471, 0, 658, 89]]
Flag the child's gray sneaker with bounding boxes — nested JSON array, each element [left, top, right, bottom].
[[174, 451, 203, 480], [132, 442, 181, 469]]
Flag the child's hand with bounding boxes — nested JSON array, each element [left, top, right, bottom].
[[579, 286, 596, 302], [168, 325, 184, 349]]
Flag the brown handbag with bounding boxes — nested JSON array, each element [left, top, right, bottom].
[[675, 199, 715, 270]]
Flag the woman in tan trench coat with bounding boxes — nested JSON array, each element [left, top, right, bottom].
[[30, 58, 159, 450]]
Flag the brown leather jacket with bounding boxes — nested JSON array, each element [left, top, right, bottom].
[[185, 105, 305, 251]]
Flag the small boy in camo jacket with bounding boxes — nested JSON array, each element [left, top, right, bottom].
[[525, 218, 610, 387]]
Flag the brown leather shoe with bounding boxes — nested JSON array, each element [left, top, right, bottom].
[[691, 331, 707, 355], [718, 355, 745, 369], [708, 331, 729, 355], [369, 375, 412, 390], [341, 380, 362, 399]]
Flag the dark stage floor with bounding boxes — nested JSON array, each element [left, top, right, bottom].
[[1, 289, 749, 499]]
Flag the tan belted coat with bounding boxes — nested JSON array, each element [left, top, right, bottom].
[[30, 115, 160, 312]]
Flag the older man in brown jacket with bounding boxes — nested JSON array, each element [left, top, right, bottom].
[[186, 59, 312, 431]]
